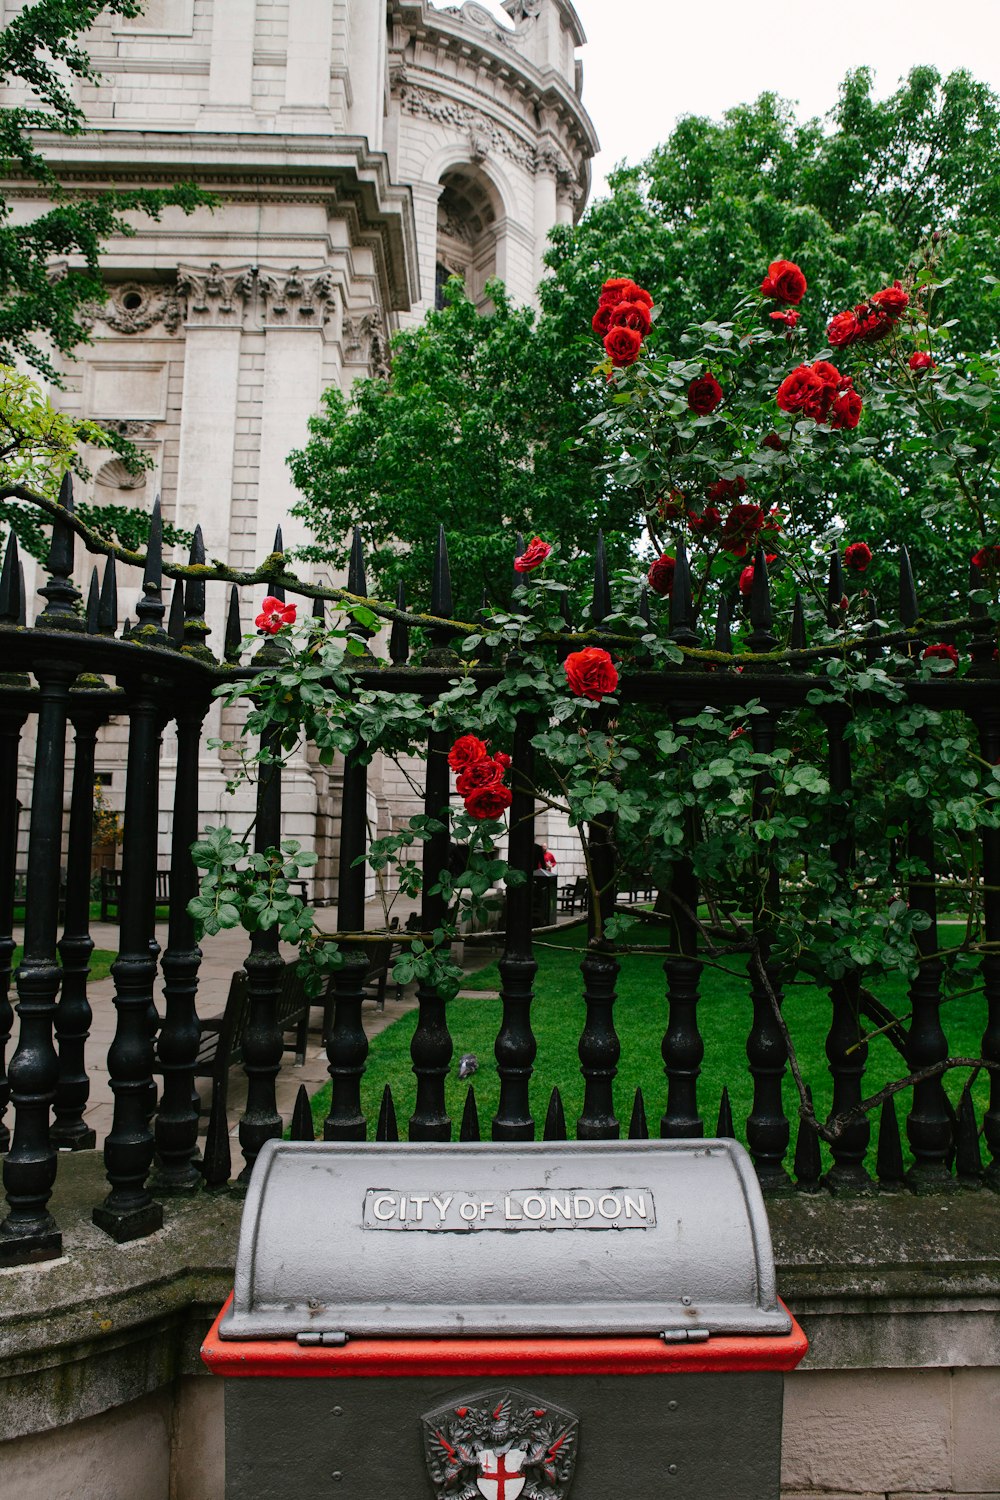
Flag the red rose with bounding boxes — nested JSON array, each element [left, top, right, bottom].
[[871, 281, 909, 318], [762, 431, 785, 451], [647, 554, 676, 596], [775, 364, 826, 415], [844, 542, 872, 573], [689, 506, 722, 536], [621, 281, 653, 309], [604, 325, 643, 367], [706, 476, 746, 505], [909, 350, 936, 375], [829, 386, 863, 429], [448, 734, 489, 772], [514, 536, 552, 572], [827, 309, 861, 348], [255, 595, 297, 634], [658, 490, 687, 521], [687, 373, 723, 415], [720, 502, 765, 558], [610, 299, 652, 337], [761, 505, 783, 535], [922, 643, 958, 670], [591, 303, 614, 336], [465, 783, 513, 821], [456, 756, 506, 797], [760, 259, 807, 305], [493, 750, 512, 772], [564, 647, 619, 701], [812, 360, 846, 389], [971, 546, 1000, 574], [597, 277, 632, 307], [769, 309, 800, 328]]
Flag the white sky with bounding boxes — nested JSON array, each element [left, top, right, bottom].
[[431, 0, 1000, 199]]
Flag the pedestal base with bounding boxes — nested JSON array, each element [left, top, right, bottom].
[[92, 1198, 164, 1243], [0, 1224, 62, 1266], [52, 1127, 98, 1152]]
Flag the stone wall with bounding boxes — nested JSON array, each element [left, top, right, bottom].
[[2, 1154, 998, 1499]]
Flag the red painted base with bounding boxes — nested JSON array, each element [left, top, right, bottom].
[[202, 1295, 808, 1379]]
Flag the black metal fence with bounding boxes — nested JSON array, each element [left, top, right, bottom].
[[0, 480, 998, 1267]]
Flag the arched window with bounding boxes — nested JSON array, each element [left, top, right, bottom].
[[435, 166, 503, 310]]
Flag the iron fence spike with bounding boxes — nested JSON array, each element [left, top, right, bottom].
[[224, 586, 242, 662], [790, 592, 807, 650], [85, 568, 100, 634], [0, 531, 20, 623], [628, 1087, 649, 1140], [290, 1084, 315, 1142], [389, 581, 410, 664], [876, 1095, 905, 1187], [376, 1083, 399, 1142], [716, 1085, 735, 1138], [955, 1087, 982, 1185], [460, 1086, 481, 1143], [431, 523, 453, 619], [543, 1086, 567, 1141], [98, 555, 118, 635], [591, 530, 611, 626]]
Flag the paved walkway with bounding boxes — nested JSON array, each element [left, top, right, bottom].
[[9, 899, 506, 1153]]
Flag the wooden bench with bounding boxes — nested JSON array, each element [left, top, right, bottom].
[[559, 875, 589, 914], [101, 867, 170, 921]]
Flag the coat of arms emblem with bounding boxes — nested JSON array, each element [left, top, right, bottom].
[[421, 1388, 579, 1500]]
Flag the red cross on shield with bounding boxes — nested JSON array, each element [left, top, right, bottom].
[[476, 1448, 527, 1500]]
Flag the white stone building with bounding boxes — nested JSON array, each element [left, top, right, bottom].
[[6, 0, 597, 893]]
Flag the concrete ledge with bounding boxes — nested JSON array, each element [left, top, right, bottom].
[[1, 1153, 999, 1499]]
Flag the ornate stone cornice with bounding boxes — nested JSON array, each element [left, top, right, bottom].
[[257, 266, 337, 327], [175, 263, 255, 327], [398, 83, 536, 174], [343, 309, 390, 378]]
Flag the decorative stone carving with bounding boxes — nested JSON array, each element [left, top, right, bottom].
[[257, 267, 337, 326], [94, 457, 148, 491], [400, 87, 535, 173], [534, 141, 573, 178], [94, 419, 157, 440], [461, 1, 508, 35], [469, 128, 490, 164], [80, 281, 184, 336], [507, 0, 541, 17], [175, 262, 255, 326], [438, 209, 476, 246], [343, 309, 390, 378]]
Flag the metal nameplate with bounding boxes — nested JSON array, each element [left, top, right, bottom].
[[363, 1187, 655, 1231]]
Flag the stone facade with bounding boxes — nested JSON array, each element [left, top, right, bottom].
[[4, 0, 596, 886]]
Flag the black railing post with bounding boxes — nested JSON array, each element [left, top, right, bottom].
[[93, 678, 165, 1241], [577, 809, 620, 1140], [51, 704, 105, 1150], [0, 657, 76, 1263], [977, 702, 1000, 1187], [744, 552, 790, 1187], [661, 715, 704, 1139], [325, 529, 372, 1141], [324, 748, 370, 1141], [905, 807, 953, 1189], [410, 526, 455, 1142], [238, 726, 285, 1179], [822, 704, 871, 1189], [153, 698, 209, 1191], [493, 714, 537, 1140], [0, 696, 28, 1155]]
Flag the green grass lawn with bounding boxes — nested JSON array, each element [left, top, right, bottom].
[[308, 921, 989, 1176], [11, 948, 117, 983]]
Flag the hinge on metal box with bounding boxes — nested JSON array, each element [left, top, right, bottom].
[[660, 1328, 710, 1343], [296, 1331, 349, 1347]]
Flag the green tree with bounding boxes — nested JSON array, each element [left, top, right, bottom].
[[291, 67, 1000, 613], [290, 280, 630, 614], [0, 0, 209, 381]]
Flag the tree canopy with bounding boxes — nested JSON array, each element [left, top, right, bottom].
[[291, 66, 1000, 616]]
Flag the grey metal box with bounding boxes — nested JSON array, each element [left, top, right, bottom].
[[203, 1139, 806, 1499]]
